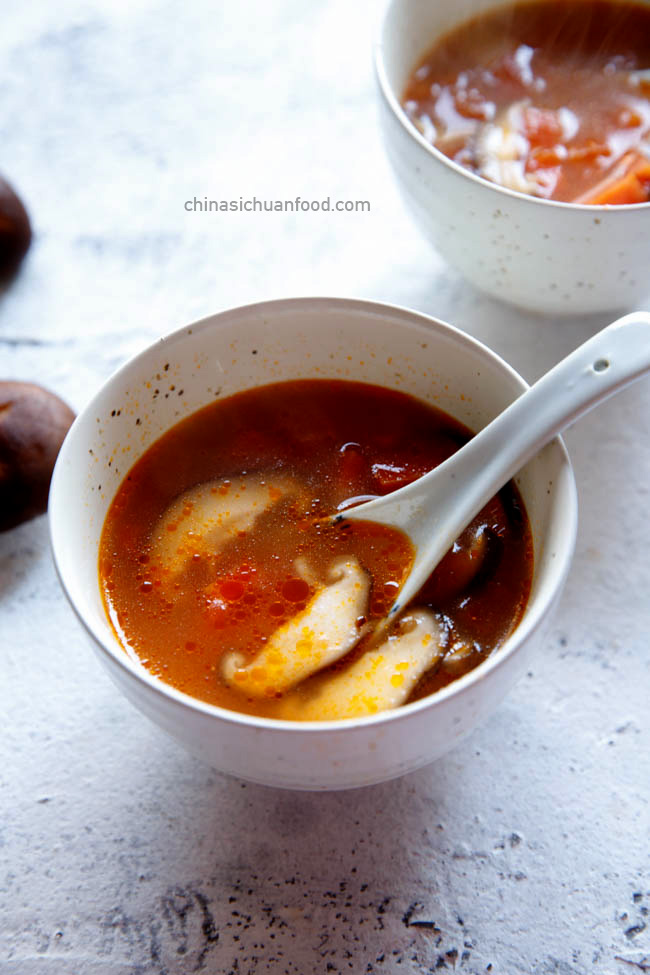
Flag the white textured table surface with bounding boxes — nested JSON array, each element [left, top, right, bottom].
[[1, 2, 649, 973]]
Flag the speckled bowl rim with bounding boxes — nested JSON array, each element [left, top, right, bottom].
[[50, 296, 578, 736], [374, 0, 650, 214]]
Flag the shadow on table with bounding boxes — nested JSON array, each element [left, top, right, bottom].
[[0, 514, 48, 602], [95, 747, 490, 974]]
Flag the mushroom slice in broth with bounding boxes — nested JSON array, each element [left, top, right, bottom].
[[222, 558, 369, 698], [279, 609, 443, 721], [150, 473, 297, 576]]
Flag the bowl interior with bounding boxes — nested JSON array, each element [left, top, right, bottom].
[[50, 297, 576, 714], [380, 0, 650, 108], [379, 0, 505, 96]]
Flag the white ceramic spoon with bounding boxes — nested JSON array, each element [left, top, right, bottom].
[[336, 311, 650, 622]]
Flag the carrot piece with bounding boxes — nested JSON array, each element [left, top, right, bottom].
[[576, 151, 650, 205], [528, 146, 565, 169], [566, 142, 610, 163]]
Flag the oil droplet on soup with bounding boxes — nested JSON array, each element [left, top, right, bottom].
[[99, 380, 533, 720]]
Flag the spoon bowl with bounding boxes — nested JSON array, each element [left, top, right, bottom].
[[338, 312, 650, 620]]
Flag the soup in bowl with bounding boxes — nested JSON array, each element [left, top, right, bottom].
[[375, 0, 650, 314], [49, 298, 577, 790]]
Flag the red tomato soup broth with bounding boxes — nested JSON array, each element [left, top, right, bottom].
[[402, 0, 650, 204], [99, 380, 533, 720]]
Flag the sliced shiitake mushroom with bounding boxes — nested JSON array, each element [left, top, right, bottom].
[[419, 523, 491, 606], [0, 381, 75, 531]]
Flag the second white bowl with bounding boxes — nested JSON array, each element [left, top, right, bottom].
[[375, 0, 650, 315]]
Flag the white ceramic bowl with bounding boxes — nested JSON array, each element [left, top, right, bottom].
[[50, 298, 577, 790], [375, 0, 650, 316]]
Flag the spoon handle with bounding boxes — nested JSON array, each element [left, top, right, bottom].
[[438, 311, 650, 520], [350, 311, 650, 614]]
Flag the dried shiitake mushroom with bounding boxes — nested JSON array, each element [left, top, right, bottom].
[[0, 175, 31, 280], [0, 382, 75, 531]]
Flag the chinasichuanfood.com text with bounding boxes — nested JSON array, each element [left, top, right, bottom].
[[184, 196, 371, 213]]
